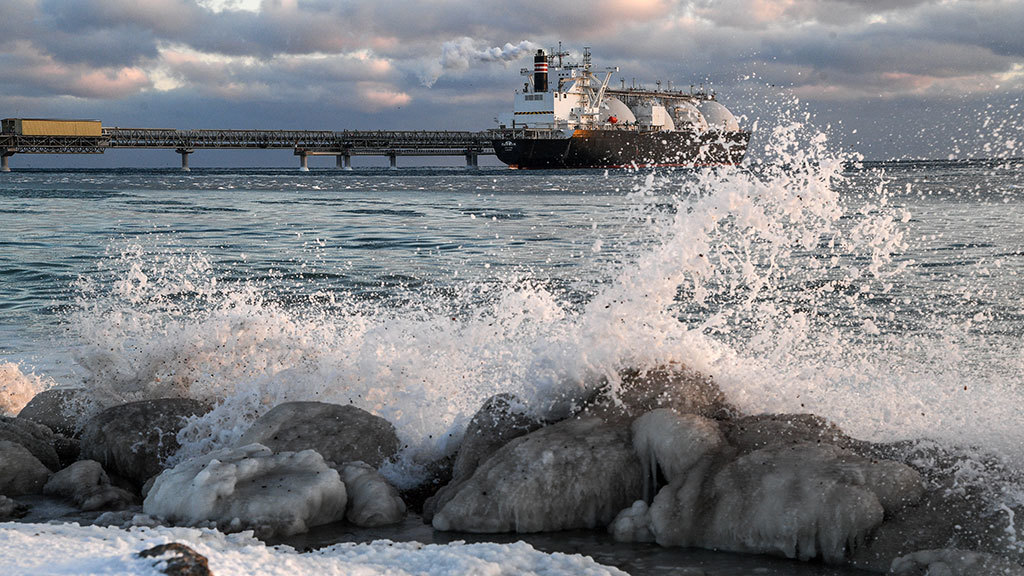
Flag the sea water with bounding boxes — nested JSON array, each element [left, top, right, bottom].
[[1, 121, 1022, 573]]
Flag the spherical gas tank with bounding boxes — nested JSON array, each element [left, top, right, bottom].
[[601, 97, 636, 125], [696, 100, 739, 131]]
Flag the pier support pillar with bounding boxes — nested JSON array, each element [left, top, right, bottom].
[[1, 153, 11, 172], [299, 152, 309, 172], [388, 153, 397, 170], [343, 153, 352, 171], [465, 152, 479, 169], [176, 148, 193, 172]]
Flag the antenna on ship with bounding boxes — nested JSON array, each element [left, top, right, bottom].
[[583, 47, 591, 72]]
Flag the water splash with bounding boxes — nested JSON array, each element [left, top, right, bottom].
[[62, 110, 1021, 521]]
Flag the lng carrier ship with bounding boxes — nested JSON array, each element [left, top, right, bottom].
[[492, 47, 750, 169]]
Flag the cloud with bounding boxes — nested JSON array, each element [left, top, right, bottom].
[[1, 0, 1022, 160], [420, 38, 539, 87]]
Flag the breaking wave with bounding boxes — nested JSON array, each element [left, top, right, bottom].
[[62, 108, 1022, 539]]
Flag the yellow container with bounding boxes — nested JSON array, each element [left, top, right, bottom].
[[5, 119, 102, 137]]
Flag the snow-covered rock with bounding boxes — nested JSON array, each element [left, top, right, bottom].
[[644, 443, 924, 563], [339, 461, 406, 526], [43, 460, 136, 511], [79, 398, 212, 486], [17, 387, 92, 437], [238, 401, 399, 468], [432, 417, 644, 533], [0, 440, 51, 495], [0, 415, 60, 471], [143, 443, 347, 538]]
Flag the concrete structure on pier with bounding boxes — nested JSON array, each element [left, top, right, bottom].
[[0, 128, 495, 171]]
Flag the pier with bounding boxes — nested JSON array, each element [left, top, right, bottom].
[[0, 128, 497, 171]]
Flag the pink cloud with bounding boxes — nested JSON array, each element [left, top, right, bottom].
[[356, 82, 412, 110], [70, 67, 151, 98]]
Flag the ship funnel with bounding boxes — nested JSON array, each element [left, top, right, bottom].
[[534, 49, 548, 93]]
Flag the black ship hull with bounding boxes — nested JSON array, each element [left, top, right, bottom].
[[492, 129, 750, 169]]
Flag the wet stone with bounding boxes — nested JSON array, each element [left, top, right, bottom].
[[138, 542, 212, 576]]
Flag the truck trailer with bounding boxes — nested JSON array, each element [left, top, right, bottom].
[[1, 118, 102, 137]]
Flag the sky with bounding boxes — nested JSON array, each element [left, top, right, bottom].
[[1, 0, 1022, 167]]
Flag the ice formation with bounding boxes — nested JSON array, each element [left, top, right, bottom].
[[143, 443, 348, 538], [631, 408, 725, 499], [339, 461, 406, 526]]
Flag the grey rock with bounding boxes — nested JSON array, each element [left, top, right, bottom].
[[44, 460, 136, 511], [582, 366, 736, 423], [79, 398, 212, 487], [720, 413, 860, 455], [432, 417, 644, 533], [0, 415, 60, 471], [0, 440, 52, 495], [17, 388, 93, 437], [238, 401, 399, 468], [0, 495, 28, 519]]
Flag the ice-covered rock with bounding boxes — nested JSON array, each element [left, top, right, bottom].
[[79, 398, 212, 486], [631, 409, 726, 499], [452, 393, 545, 480], [0, 415, 60, 471], [582, 366, 735, 423], [424, 393, 543, 521], [643, 443, 924, 563], [891, 549, 1024, 575], [143, 443, 347, 538], [0, 440, 51, 495], [431, 417, 644, 533], [0, 495, 28, 519], [339, 460, 406, 526], [43, 460, 136, 511], [238, 401, 399, 468], [17, 387, 92, 437]]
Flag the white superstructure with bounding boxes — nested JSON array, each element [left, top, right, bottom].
[[497, 46, 739, 135]]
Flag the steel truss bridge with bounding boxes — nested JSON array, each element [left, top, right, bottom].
[[1, 128, 501, 171]]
